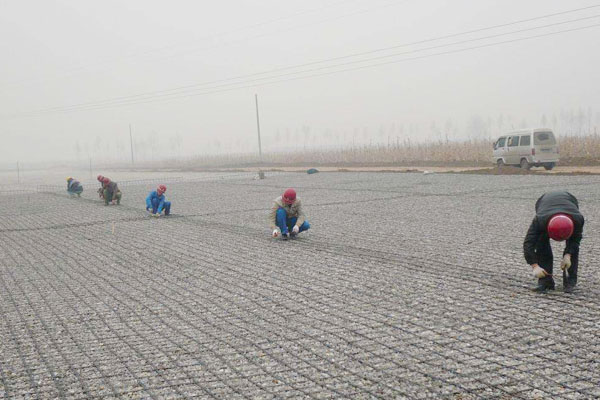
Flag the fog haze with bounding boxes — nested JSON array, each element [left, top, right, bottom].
[[1, 0, 599, 164]]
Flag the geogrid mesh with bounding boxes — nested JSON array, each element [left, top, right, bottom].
[[0, 172, 599, 399]]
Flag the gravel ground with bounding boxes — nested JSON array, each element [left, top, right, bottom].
[[1, 172, 599, 399]]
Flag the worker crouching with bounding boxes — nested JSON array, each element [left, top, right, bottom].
[[146, 184, 171, 217], [66, 177, 83, 197], [102, 177, 122, 205], [269, 188, 310, 240]]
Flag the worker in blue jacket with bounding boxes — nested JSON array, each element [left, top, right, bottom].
[[146, 184, 171, 217]]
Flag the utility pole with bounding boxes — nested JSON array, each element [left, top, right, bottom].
[[129, 124, 135, 164], [255, 94, 262, 160]]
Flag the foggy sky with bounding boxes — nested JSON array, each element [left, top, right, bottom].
[[1, 0, 599, 164]]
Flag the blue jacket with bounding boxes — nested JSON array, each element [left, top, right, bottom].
[[146, 190, 166, 213]]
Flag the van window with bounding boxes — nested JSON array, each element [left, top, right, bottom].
[[520, 135, 531, 146], [496, 137, 506, 147], [508, 136, 519, 147], [534, 131, 556, 145]]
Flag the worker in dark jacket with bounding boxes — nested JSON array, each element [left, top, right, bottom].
[[523, 191, 584, 293], [66, 177, 83, 197], [102, 177, 122, 205]]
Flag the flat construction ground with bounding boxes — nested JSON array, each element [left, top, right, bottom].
[[1, 172, 599, 399]]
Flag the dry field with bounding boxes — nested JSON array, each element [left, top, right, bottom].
[[165, 135, 600, 169]]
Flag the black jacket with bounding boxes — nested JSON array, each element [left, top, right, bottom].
[[523, 191, 584, 264]]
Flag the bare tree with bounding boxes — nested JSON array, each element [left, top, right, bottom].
[[519, 118, 528, 129], [466, 115, 487, 139], [496, 114, 504, 133], [445, 118, 454, 142], [147, 131, 159, 160]]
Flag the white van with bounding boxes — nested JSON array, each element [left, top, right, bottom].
[[492, 129, 559, 170]]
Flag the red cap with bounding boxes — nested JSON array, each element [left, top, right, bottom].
[[547, 213, 574, 241], [102, 177, 110, 184], [97, 175, 104, 181], [157, 184, 166, 195], [282, 188, 296, 205]]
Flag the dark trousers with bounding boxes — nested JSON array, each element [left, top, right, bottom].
[[536, 239, 578, 286], [104, 189, 122, 205]]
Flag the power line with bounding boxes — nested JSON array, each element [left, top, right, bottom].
[[12, 4, 599, 116], [11, 22, 599, 118], [11, 15, 600, 117], [0, 0, 400, 90], [122, 0, 410, 66]]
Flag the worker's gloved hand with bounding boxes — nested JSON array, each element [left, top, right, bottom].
[[272, 229, 279, 238], [532, 265, 548, 279], [560, 254, 572, 271], [292, 225, 300, 234]]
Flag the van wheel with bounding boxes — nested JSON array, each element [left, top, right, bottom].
[[544, 163, 555, 171], [520, 158, 531, 170], [497, 159, 504, 168]]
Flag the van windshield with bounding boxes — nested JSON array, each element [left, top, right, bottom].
[[534, 131, 556, 146]]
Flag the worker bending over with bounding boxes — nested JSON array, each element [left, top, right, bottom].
[[66, 177, 83, 197], [524, 191, 584, 293]]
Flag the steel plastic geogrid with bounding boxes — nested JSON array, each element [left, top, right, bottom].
[[1, 172, 599, 399]]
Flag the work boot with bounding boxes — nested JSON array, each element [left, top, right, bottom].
[[532, 276, 555, 293], [281, 232, 289, 241], [563, 282, 576, 294], [563, 275, 577, 293]]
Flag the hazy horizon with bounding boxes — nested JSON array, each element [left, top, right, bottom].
[[2, 0, 599, 164]]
